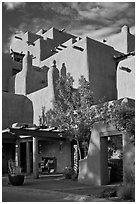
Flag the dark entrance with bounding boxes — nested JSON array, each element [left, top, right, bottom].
[[20, 141, 33, 173], [2, 143, 15, 174], [108, 135, 123, 183], [20, 142, 26, 172]]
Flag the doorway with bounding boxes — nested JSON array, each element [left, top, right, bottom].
[[20, 142, 26, 172], [108, 135, 123, 183]]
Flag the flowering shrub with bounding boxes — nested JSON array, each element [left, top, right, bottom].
[[63, 167, 74, 179], [117, 184, 135, 201], [117, 167, 135, 201]]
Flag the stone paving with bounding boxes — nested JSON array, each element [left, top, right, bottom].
[[2, 174, 121, 202]]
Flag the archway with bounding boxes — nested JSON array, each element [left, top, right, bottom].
[[78, 121, 134, 186]]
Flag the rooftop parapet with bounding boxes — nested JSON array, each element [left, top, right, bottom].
[[121, 25, 130, 34], [106, 25, 135, 54]]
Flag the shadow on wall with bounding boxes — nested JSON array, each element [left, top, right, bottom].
[[78, 122, 111, 186], [38, 61, 67, 125], [2, 92, 33, 129], [52, 60, 59, 100], [2, 53, 22, 92], [26, 65, 50, 94], [86, 137, 101, 185], [48, 60, 67, 100], [78, 134, 101, 186], [87, 38, 117, 103]]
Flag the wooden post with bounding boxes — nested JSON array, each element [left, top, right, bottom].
[[15, 139, 20, 167], [33, 136, 39, 178], [26, 141, 31, 174]]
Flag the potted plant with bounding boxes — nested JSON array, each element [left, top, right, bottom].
[[8, 160, 24, 186]]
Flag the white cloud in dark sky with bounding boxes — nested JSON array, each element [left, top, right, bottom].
[[3, 2, 26, 10], [2, 2, 135, 53]]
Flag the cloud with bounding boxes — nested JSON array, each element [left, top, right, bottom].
[[87, 27, 118, 41], [3, 2, 26, 10], [3, 29, 24, 53], [68, 2, 135, 40], [41, 2, 78, 17], [74, 2, 133, 23], [70, 25, 118, 41], [2, 2, 135, 53], [3, 18, 54, 53]]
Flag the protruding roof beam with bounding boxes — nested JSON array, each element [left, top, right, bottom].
[[59, 28, 65, 33], [113, 51, 135, 61], [73, 45, 84, 51], [15, 36, 22, 40]]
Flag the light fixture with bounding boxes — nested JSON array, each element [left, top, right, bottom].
[[59, 140, 63, 152]]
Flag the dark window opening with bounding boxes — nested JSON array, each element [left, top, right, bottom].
[[10, 51, 25, 63], [12, 68, 21, 76]]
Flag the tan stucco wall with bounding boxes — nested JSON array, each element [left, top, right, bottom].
[[27, 87, 54, 125], [2, 92, 33, 129], [27, 63, 59, 125], [41, 37, 89, 88], [87, 38, 117, 102], [8, 37, 118, 125], [9, 52, 49, 95], [38, 140, 71, 173], [4, 26, 135, 128], [106, 26, 135, 54], [2, 53, 22, 92], [117, 56, 135, 99], [8, 51, 60, 125], [42, 37, 118, 103], [78, 120, 135, 186], [78, 121, 111, 186], [10, 28, 76, 67]]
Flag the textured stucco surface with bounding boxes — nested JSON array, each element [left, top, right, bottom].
[[27, 63, 59, 124], [87, 38, 117, 102], [78, 121, 110, 186], [2, 53, 22, 92], [2, 92, 33, 129], [117, 56, 135, 99], [2, 26, 135, 181], [41, 37, 89, 88], [9, 52, 49, 95], [106, 25, 135, 54], [78, 118, 135, 186], [5, 26, 135, 126]]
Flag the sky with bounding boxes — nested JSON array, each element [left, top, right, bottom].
[[2, 2, 135, 53]]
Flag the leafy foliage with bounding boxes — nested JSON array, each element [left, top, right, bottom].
[[39, 73, 95, 159], [95, 99, 135, 145], [44, 74, 95, 142], [117, 184, 135, 201], [63, 166, 75, 179]]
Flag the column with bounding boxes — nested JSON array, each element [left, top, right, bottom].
[[33, 136, 39, 179], [26, 141, 31, 174], [78, 122, 102, 185], [15, 139, 20, 167], [78, 121, 109, 186]]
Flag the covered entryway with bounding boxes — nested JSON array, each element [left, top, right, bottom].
[[3, 126, 72, 178], [78, 121, 134, 186]]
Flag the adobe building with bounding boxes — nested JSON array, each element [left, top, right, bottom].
[[2, 25, 135, 181]]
